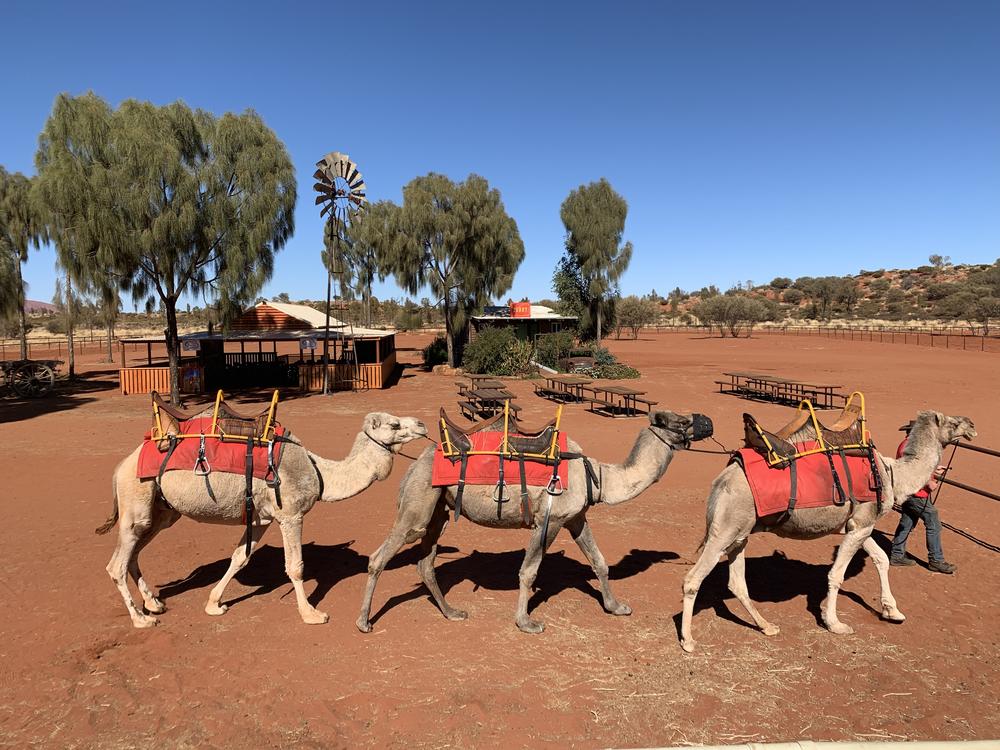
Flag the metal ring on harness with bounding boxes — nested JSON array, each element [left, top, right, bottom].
[[194, 434, 211, 476]]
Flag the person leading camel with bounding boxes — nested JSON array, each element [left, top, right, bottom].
[[890, 422, 955, 573]]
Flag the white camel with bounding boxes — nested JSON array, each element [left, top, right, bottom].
[[680, 410, 975, 652], [97, 412, 427, 628]]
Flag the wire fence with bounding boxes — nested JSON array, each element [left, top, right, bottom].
[[0, 334, 114, 361], [645, 325, 1000, 353]]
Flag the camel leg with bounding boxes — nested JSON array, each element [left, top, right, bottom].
[[514, 520, 562, 634], [357, 486, 442, 633], [680, 534, 736, 653], [862, 536, 905, 623], [416, 501, 468, 622], [727, 538, 780, 637], [106, 520, 160, 628], [277, 516, 328, 624], [821, 527, 869, 635], [565, 514, 631, 616], [205, 521, 271, 616], [128, 507, 181, 614]]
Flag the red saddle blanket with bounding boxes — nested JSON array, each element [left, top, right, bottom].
[[733, 442, 877, 517], [431, 432, 570, 488], [137, 417, 287, 481]]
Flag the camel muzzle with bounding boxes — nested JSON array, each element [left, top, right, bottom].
[[690, 414, 714, 442]]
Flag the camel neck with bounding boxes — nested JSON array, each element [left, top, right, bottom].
[[598, 428, 676, 506], [891, 421, 943, 498], [312, 432, 394, 503]]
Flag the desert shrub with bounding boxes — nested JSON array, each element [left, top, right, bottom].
[[462, 326, 533, 376], [583, 363, 640, 379], [534, 330, 575, 369], [693, 295, 773, 337], [924, 282, 957, 302], [591, 345, 617, 365], [770, 277, 792, 290], [393, 308, 423, 331], [781, 288, 804, 305], [422, 335, 448, 368], [44, 319, 66, 334]]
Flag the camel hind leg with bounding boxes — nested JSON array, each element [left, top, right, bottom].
[[862, 536, 905, 622], [680, 531, 737, 652], [128, 506, 181, 614], [106, 518, 160, 628], [205, 521, 271, 616], [416, 499, 468, 622], [565, 513, 631, 616], [727, 538, 779, 637]]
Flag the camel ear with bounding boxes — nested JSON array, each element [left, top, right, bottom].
[[369, 414, 381, 430]]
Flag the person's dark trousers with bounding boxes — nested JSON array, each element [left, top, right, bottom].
[[891, 496, 944, 561]]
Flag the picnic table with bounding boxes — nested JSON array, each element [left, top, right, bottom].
[[457, 377, 504, 394], [534, 374, 592, 403], [716, 371, 846, 409], [460, 387, 520, 419], [585, 384, 657, 418]]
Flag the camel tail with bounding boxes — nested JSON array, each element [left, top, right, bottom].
[[95, 472, 120, 535]]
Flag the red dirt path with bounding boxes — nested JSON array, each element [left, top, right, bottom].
[[2, 332, 998, 748]]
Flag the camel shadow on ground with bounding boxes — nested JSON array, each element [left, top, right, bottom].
[[367, 547, 679, 628], [671, 547, 875, 639]]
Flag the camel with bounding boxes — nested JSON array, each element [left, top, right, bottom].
[[97, 411, 427, 628], [679, 410, 976, 652], [357, 410, 711, 634]]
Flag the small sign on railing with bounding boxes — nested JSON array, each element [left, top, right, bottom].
[[182, 339, 200, 351], [300, 337, 317, 350]]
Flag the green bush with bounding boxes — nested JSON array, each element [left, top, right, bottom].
[[422, 336, 448, 367], [535, 331, 575, 369], [462, 326, 533, 376], [583, 363, 640, 379], [591, 345, 617, 365]]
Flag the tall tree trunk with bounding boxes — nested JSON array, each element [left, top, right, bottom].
[[14, 255, 27, 360], [322, 266, 332, 395], [443, 296, 455, 367], [164, 298, 181, 404], [65, 271, 76, 380], [105, 319, 114, 363], [596, 300, 603, 342]]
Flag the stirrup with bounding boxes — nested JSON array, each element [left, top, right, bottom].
[[546, 475, 564, 496], [194, 434, 211, 476], [492, 481, 510, 504]]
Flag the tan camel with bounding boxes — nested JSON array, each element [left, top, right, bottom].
[[97, 412, 427, 628], [357, 410, 711, 634], [679, 410, 975, 652]]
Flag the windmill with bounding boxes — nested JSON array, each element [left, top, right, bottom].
[[313, 152, 366, 394]]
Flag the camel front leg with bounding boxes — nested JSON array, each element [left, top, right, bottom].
[[821, 527, 870, 635], [277, 517, 328, 624], [565, 514, 631, 616], [680, 534, 735, 653], [205, 521, 271, 616], [727, 538, 779, 637], [515, 520, 562, 634], [416, 501, 467, 622], [862, 536, 905, 623]]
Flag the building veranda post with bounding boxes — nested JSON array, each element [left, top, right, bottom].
[[118, 302, 397, 395]]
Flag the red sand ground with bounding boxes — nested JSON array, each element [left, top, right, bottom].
[[1, 331, 998, 748]]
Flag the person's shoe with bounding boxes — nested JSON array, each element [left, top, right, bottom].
[[928, 559, 957, 574], [890, 555, 916, 566]]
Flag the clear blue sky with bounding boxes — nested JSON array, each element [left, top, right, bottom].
[[3, 1, 998, 308]]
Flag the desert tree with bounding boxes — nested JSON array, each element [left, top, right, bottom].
[[338, 200, 397, 327], [384, 173, 524, 366], [0, 167, 46, 358], [34, 93, 296, 402], [616, 294, 659, 339], [560, 178, 633, 341]]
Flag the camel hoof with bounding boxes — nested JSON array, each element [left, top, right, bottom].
[[680, 639, 696, 653], [444, 608, 468, 622], [827, 621, 854, 635], [133, 615, 159, 629], [205, 603, 229, 616], [610, 602, 632, 616], [761, 623, 780, 637], [356, 618, 373, 634], [144, 599, 166, 615], [517, 618, 545, 634], [302, 610, 329, 625], [882, 606, 906, 623]]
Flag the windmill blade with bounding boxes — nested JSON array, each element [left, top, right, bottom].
[[349, 178, 366, 191], [313, 168, 328, 181], [315, 194, 333, 206], [345, 166, 360, 184], [319, 202, 334, 217], [313, 182, 335, 194]]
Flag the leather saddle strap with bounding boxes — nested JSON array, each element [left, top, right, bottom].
[[454, 452, 468, 522], [838, 449, 856, 503], [826, 452, 847, 506], [867, 443, 884, 510], [518, 452, 531, 527], [787, 460, 798, 512], [495, 449, 507, 520], [242, 437, 254, 556], [581, 456, 600, 506], [266, 439, 282, 509], [155, 435, 180, 508]]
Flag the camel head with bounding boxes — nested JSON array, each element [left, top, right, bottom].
[[362, 412, 428, 452], [648, 410, 714, 448], [914, 411, 977, 445]]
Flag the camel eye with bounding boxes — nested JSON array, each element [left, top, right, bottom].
[[391, 421, 401, 430]]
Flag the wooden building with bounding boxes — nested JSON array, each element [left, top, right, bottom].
[[118, 302, 397, 395], [468, 303, 577, 342]]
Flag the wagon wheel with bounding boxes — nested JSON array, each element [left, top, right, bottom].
[[11, 362, 55, 397]]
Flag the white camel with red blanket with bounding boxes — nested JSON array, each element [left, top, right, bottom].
[[97, 411, 427, 628], [357, 410, 711, 634], [679, 410, 976, 652]]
